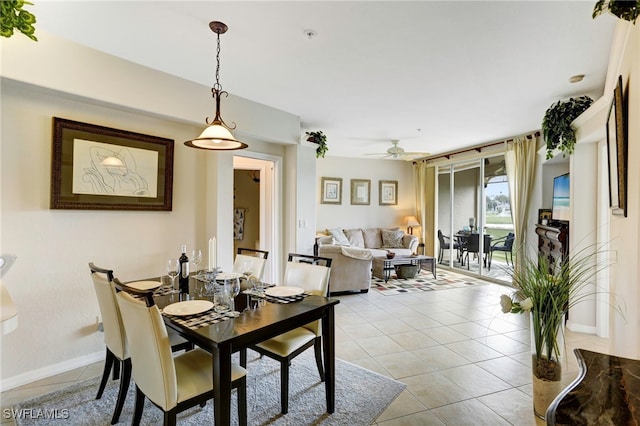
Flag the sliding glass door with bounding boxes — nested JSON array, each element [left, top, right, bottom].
[[436, 155, 512, 283]]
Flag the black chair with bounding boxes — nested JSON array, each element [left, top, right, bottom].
[[437, 230, 460, 264], [461, 234, 491, 270], [236, 247, 269, 259], [489, 232, 515, 270]]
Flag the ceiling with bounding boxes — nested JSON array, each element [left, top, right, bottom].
[[31, 1, 617, 160]]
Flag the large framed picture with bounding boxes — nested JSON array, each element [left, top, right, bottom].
[[379, 180, 398, 205], [321, 177, 342, 205], [607, 75, 627, 217], [50, 117, 174, 210], [350, 179, 371, 205]]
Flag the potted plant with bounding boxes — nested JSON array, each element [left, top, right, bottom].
[[500, 246, 623, 420], [0, 0, 38, 41], [593, 0, 640, 24], [542, 96, 593, 159], [305, 130, 328, 158]]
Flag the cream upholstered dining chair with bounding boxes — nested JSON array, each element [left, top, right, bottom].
[[241, 253, 332, 414], [232, 248, 269, 289], [89, 263, 191, 425], [113, 279, 247, 426]]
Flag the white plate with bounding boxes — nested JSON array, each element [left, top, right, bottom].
[[163, 300, 214, 316], [265, 286, 304, 297], [127, 280, 161, 291]]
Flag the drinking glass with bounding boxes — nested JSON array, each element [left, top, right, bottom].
[[213, 283, 231, 313], [191, 249, 202, 274], [166, 259, 179, 292], [241, 259, 253, 280]]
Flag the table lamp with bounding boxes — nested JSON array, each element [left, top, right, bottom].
[[403, 216, 420, 235]]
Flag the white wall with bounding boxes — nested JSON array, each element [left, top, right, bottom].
[[316, 157, 415, 231]]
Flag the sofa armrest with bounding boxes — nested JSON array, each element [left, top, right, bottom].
[[403, 234, 419, 253]]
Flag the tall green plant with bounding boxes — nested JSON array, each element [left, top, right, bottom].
[[542, 96, 593, 159], [0, 1, 37, 41], [500, 244, 624, 379]]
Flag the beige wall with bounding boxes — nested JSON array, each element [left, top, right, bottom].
[[316, 157, 415, 232], [0, 32, 300, 389], [233, 170, 260, 253]]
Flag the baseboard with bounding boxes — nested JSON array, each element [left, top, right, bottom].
[[566, 322, 597, 335], [0, 350, 104, 392]]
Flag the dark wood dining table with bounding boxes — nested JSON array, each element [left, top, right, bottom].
[[154, 287, 340, 425]]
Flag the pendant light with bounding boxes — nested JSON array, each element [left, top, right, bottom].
[[185, 21, 248, 150]]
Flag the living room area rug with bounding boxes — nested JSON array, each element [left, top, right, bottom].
[[371, 268, 489, 295]]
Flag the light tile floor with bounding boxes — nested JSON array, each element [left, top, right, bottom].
[[1, 277, 610, 425]]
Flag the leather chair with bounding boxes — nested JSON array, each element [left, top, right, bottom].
[[240, 253, 332, 414], [489, 232, 515, 270], [113, 280, 247, 426], [437, 230, 460, 264], [89, 263, 191, 424], [232, 248, 268, 287]]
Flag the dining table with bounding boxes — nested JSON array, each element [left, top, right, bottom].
[[151, 277, 340, 425]]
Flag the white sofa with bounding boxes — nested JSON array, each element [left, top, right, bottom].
[[315, 228, 419, 294]]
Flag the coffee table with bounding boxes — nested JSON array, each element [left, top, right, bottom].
[[372, 255, 436, 282]]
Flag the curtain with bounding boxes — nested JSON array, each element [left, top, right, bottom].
[[413, 162, 436, 256], [504, 135, 538, 273]]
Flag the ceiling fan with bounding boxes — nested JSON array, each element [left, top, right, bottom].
[[365, 140, 429, 160]]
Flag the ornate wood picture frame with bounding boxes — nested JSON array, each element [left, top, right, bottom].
[[321, 177, 342, 205], [379, 180, 398, 205], [50, 117, 174, 210], [606, 76, 627, 217], [350, 179, 371, 205]]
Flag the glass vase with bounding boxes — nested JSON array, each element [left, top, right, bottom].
[[530, 312, 564, 420]]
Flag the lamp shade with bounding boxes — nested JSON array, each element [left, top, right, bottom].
[[185, 123, 248, 150], [403, 216, 420, 227]]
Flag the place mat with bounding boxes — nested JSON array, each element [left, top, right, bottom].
[[162, 309, 240, 330], [242, 289, 310, 304]]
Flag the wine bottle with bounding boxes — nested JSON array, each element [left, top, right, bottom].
[[179, 244, 190, 297]]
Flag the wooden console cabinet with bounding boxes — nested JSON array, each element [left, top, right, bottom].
[[535, 223, 569, 274]]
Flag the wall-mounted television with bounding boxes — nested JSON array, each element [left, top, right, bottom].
[[552, 173, 570, 222]]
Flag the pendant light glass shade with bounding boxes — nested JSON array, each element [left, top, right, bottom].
[[184, 21, 247, 151]]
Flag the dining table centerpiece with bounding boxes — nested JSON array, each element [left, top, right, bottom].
[[499, 246, 621, 421]]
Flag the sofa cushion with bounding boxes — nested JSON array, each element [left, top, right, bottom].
[[344, 229, 365, 248], [362, 228, 382, 249], [382, 229, 405, 248], [327, 228, 350, 246]]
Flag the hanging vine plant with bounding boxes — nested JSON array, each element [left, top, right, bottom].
[[305, 130, 328, 158], [593, 0, 640, 24], [0, 1, 38, 41], [542, 96, 593, 159]]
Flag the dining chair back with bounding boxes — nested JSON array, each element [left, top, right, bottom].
[[89, 263, 130, 425], [437, 230, 460, 264], [461, 233, 491, 270], [232, 254, 268, 280], [114, 280, 247, 425], [240, 253, 332, 414]]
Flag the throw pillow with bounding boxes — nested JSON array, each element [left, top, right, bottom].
[[382, 229, 405, 248], [327, 228, 350, 246], [344, 229, 365, 248], [362, 228, 383, 249]]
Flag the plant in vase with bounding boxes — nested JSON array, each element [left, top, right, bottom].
[[499, 246, 623, 420]]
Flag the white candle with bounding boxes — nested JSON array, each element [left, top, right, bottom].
[[212, 237, 217, 268], [208, 237, 214, 270]]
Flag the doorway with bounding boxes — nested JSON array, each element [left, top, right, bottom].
[[233, 155, 280, 284]]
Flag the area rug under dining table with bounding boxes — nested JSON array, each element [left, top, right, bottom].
[[13, 351, 405, 425]]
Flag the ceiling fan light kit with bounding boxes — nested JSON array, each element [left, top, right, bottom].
[[365, 140, 428, 160], [185, 21, 248, 151]]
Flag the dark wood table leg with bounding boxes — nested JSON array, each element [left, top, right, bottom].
[[322, 306, 336, 413], [213, 344, 232, 425]]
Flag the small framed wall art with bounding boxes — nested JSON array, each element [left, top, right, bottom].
[[350, 179, 371, 205], [379, 180, 398, 205], [321, 177, 342, 205], [50, 117, 174, 211]]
